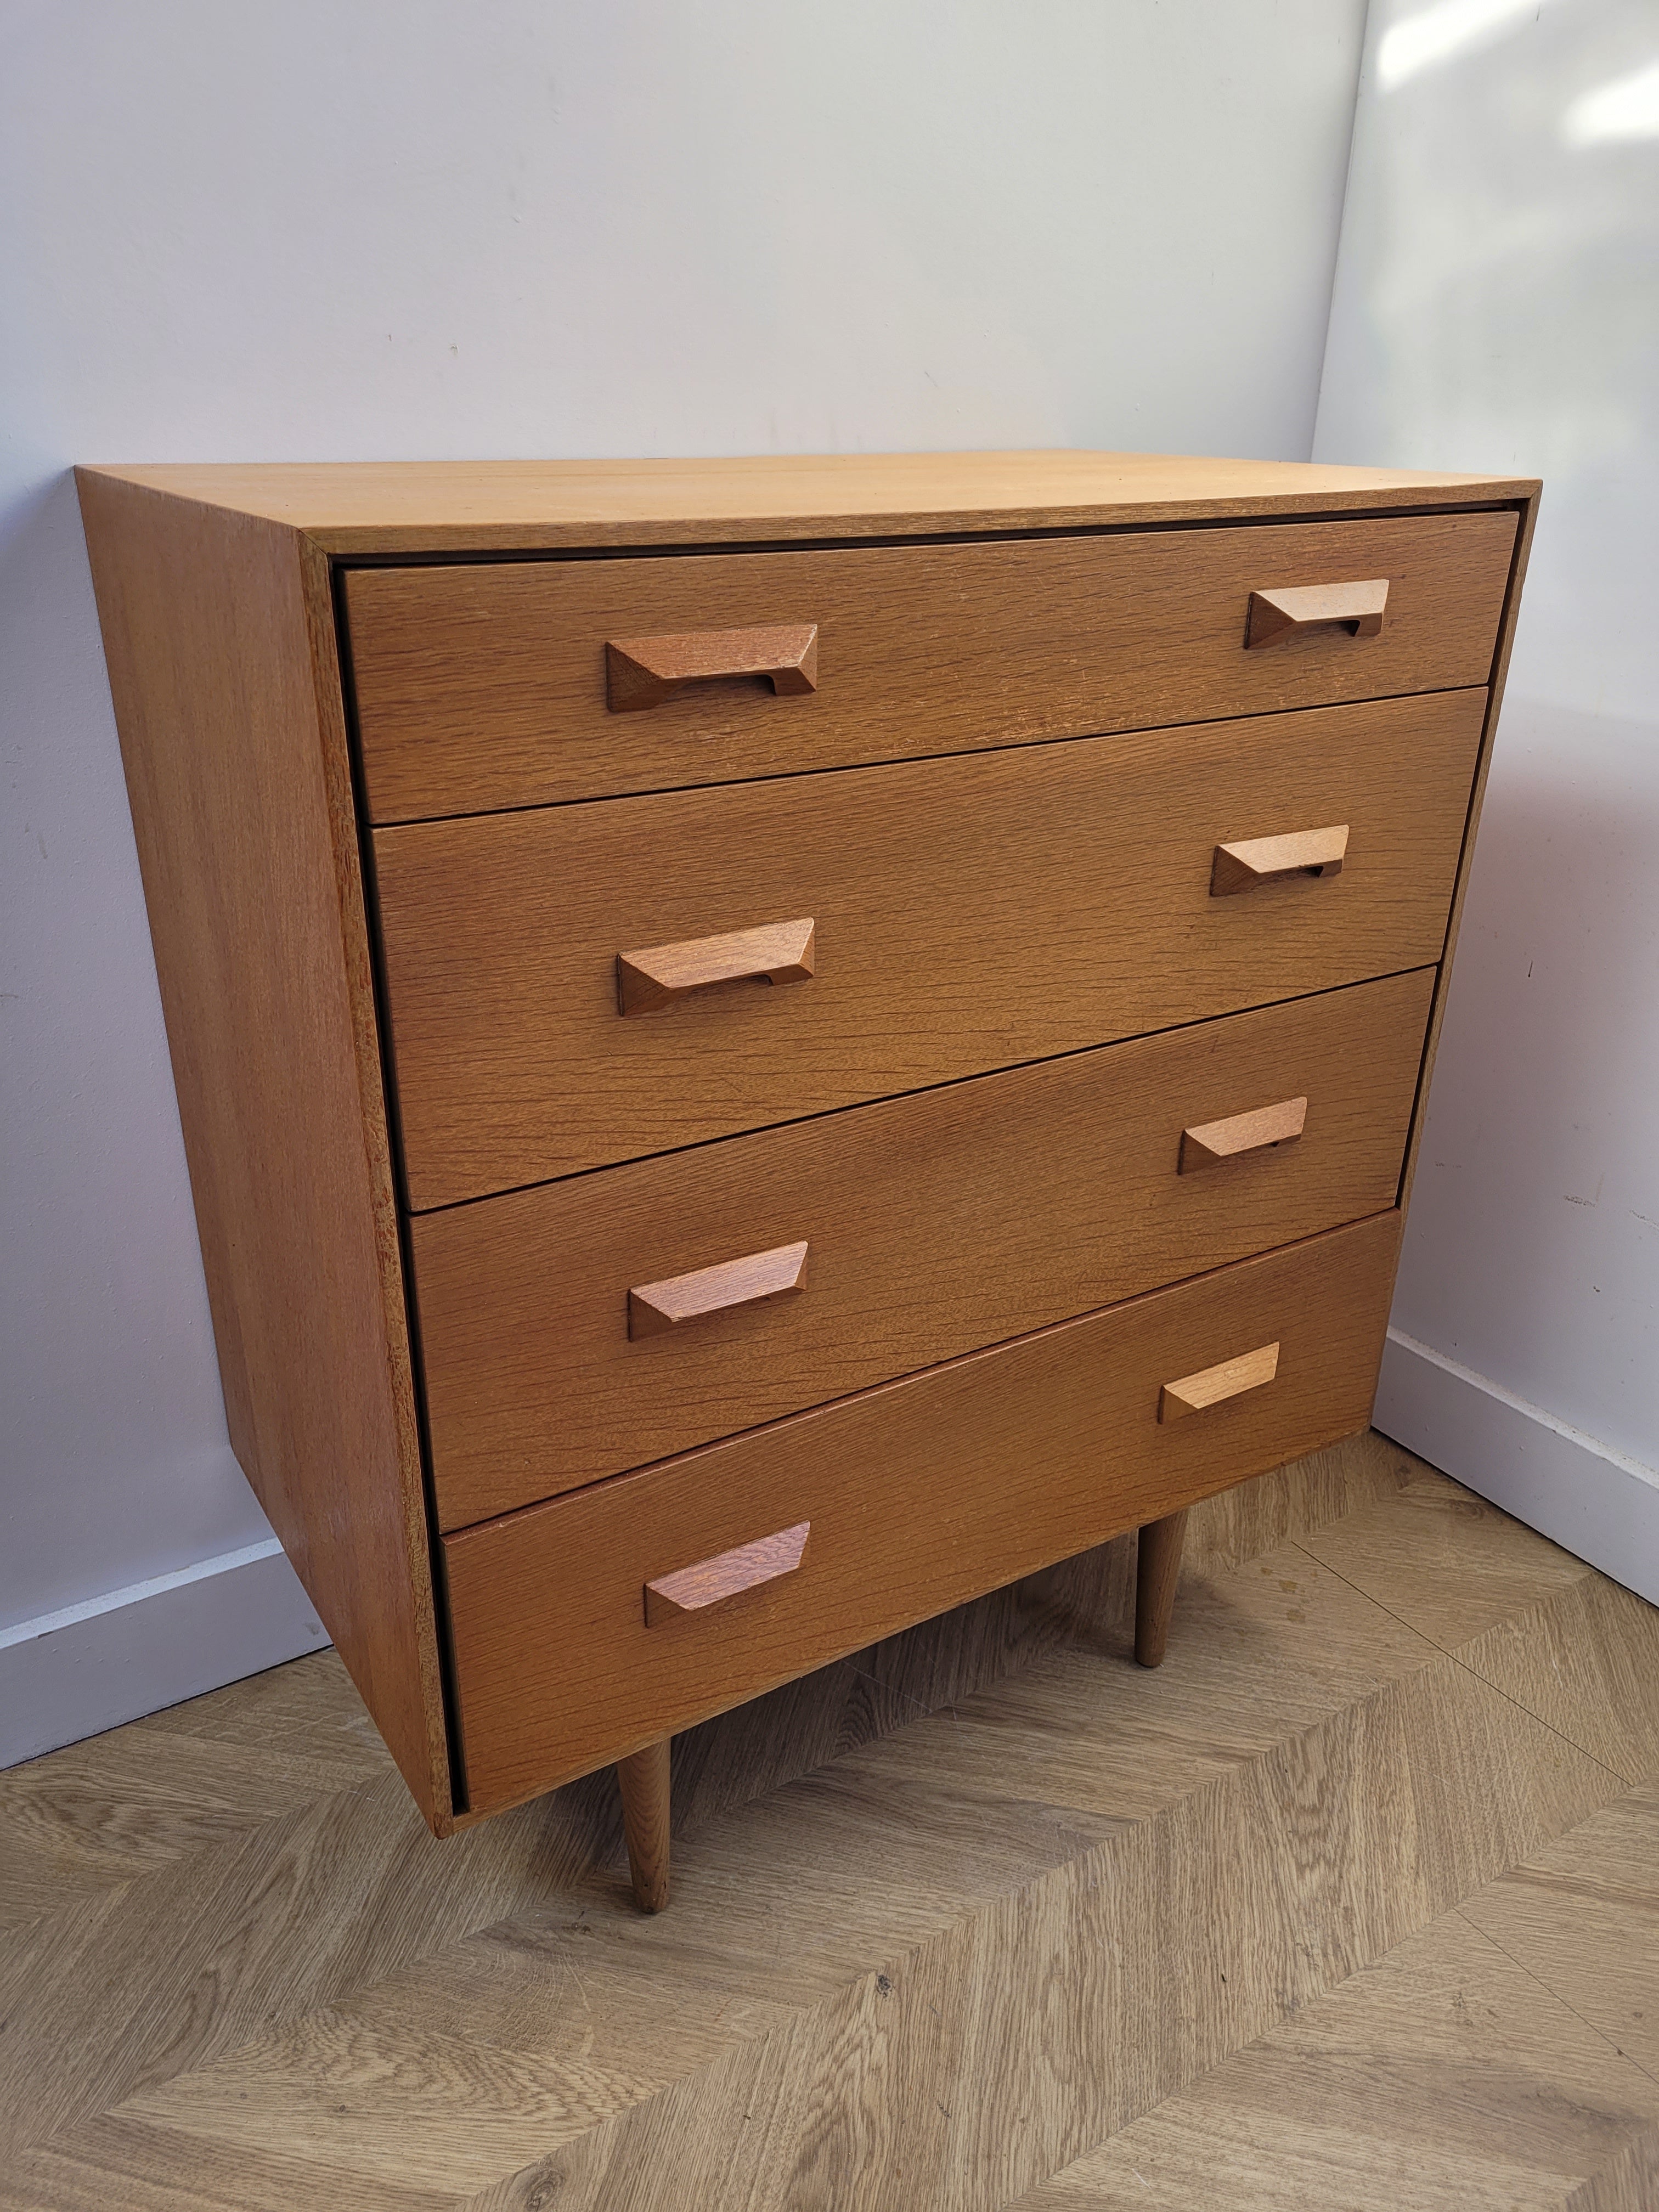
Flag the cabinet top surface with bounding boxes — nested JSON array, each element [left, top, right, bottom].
[[75, 449, 1537, 555]]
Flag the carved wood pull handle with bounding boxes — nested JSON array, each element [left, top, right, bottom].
[[629, 1240, 809, 1340], [617, 917, 816, 1016], [607, 623, 820, 712], [1179, 1097, 1307, 1173], [1159, 1342, 1280, 1424], [645, 1521, 811, 1627], [1211, 825, 1348, 898], [1246, 580, 1388, 648]]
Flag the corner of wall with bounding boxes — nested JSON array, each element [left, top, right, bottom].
[[1375, 1330, 1659, 1607], [1, 1544, 330, 1769]]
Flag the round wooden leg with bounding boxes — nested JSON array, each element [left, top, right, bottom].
[[617, 1736, 672, 1912], [1135, 1507, 1189, 1668]]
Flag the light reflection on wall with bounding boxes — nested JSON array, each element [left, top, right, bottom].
[[1376, 0, 1554, 95], [1316, 0, 1659, 1492]]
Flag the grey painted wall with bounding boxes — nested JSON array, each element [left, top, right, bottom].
[[1314, 0, 1659, 1589]]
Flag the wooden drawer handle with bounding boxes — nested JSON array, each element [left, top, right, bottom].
[[629, 1240, 809, 1340], [607, 623, 819, 712], [1211, 825, 1348, 897], [645, 1521, 811, 1627], [1179, 1097, 1307, 1173], [617, 917, 815, 1016], [1159, 1341, 1280, 1424], [1246, 579, 1387, 648]]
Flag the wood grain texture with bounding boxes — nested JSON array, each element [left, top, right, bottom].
[[344, 511, 1515, 819], [443, 1211, 1402, 1814], [1245, 575, 1388, 646], [1210, 822, 1348, 895], [1159, 1341, 1280, 1423], [645, 1523, 811, 1628], [77, 448, 1538, 555], [614, 915, 815, 1017], [606, 622, 819, 710], [1133, 1510, 1188, 1668], [627, 1239, 810, 1341], [74, 472, 452, 1831], [67, 448, 1538, 1912], [1179, 1093, 1307, 1172], [414, 970, 1432, 1525], [1303, 1470, 1659, 1785], [1013, 1904, 1659, 2209], [3, 1432, 1650, 2211], [1461, 1782, 1659, 2084], [615, 1741, 672, 1914], [375, 690, 1481, 1206]]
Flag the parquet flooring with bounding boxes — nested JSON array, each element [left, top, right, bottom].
[[3, 1431, 1656, 2210]]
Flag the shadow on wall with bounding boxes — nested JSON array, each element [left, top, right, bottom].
[[0, 471, 270, 1633], [1395, 695, 1659, 1463]]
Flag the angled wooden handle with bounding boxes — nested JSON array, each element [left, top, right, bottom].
[[629, 1240, 809, 1340], [607, 623, 819, 712], [1246, 580, 1387, 648], [1179, 1096, 1307, 1173], [645, 1521, 810, 1627], [1211, 825, 1348, 897], [617, 917, 815, 1015], [1159, 1341, 1280, 1424]]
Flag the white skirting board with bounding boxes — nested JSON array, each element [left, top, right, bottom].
[[0, 1539, 330, 1769], [1374, 1329, 1659, 1609]]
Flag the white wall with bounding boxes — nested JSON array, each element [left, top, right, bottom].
[[1315, 0, 1659, 1596], [0, 1, 1368, 1758]]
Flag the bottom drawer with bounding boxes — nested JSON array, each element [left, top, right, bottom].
[[444, 1209, 1402, 1814]]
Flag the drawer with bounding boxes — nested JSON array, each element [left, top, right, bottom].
[[415, 968, 1433, 1528], [344, 509, 1517, 820], [443, 1208, 1402, 1813], [376, 689, 1484, 1207]]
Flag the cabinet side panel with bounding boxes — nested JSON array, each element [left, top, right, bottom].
[[75, 472, 453, 1829]]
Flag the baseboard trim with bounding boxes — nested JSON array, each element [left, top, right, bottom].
[[1, 1539, 330, 1769], [1374, 1328, 1659, 1607]]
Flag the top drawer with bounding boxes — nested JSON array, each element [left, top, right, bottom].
[[343, 510, 1519, 821]]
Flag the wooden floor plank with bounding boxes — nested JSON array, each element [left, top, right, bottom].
[[443, 1656, 1615, 2210], [128, 1647, 396, 1770], [1302, 1457, 1659, 1784], [0, 1650, 396, 1939], [1565, 2126, 1659, 2212], [1181, 1425, 1417, 1575], [5, 1432, 1654, 2211], [0, 2112, 464, 2212], [0, 1769, 609, 2162], [1460, 1781, 1659, 2084], [1455, 1578, 1659, 1787], [1006, 1908, 1659, 2209], [1301, 1458, 1594, 1641]]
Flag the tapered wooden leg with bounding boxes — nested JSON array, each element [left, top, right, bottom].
[[617, 1736, 672, 1912], [1135, 1507, 1189, 1668]]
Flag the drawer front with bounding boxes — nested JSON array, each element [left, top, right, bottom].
[[416, 969, 1433, 1529], [444, 1209, 1402, 1813], [377, 689, 1484, 1207], [345, 510, 1516, 821]]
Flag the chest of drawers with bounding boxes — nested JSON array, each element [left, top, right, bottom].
[[78, 451, 1537, 1911]]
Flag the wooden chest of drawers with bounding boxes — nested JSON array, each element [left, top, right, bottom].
[[78, 451, 1537, 1910]]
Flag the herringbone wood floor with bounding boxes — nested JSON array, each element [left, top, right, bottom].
[[3, 1432, 1657, 2210]]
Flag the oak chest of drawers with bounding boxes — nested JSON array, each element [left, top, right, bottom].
[[80, 451, 1537, 1910]]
